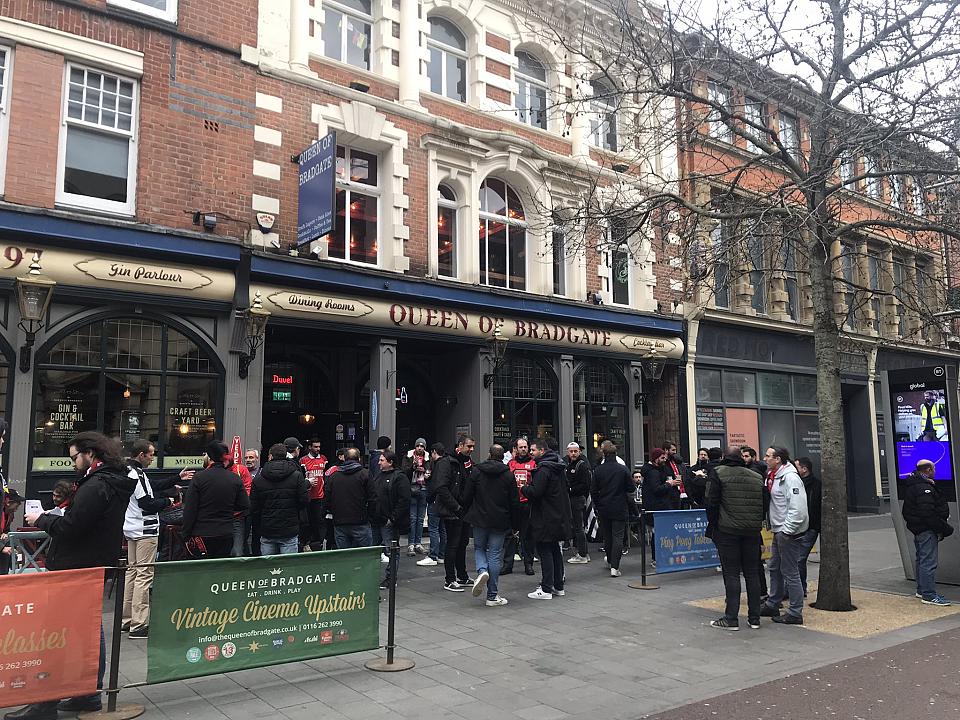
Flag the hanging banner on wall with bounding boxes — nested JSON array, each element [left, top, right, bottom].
[[296, 131, 337, 247], [146, 548, 380, 684], [0, 568, 104, 706]]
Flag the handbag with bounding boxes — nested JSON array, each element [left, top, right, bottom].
[[183, 535, 208, 560]]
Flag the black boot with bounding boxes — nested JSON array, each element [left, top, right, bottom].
[[4, 703, 59, 720], [524, 561, 535, 576]]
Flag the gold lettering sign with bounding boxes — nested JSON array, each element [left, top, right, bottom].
[[255, 286, 685, 359], [74, 260, 212, 290]]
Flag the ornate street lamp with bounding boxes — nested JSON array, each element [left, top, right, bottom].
[[15, 253, 56, 373], [482, 323, 509, 388], [238, 291, 270, 379]]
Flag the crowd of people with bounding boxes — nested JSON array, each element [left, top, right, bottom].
[[1, 426, 954, 720]]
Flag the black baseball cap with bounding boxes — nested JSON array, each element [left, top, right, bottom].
[[283, 437, 302, 451]]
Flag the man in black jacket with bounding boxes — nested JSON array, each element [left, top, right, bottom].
[[794, 457, 822, 597], [565, 442, 592, 564], [427, 435, 475, 591], [251, 444, 309, 555], [325, 448, 377, 548], [14, 432, 135, 719], [901, 459, 954, 605], [374, 450, 411, 588], [181, 441, 250, 559], [705, 448, 765, 630], [522, 437, 572, 599], [591, 441, 634, 577], [463, 445, 521, 606]]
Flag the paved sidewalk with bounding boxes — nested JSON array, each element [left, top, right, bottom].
[[7, 514, 959, 720]]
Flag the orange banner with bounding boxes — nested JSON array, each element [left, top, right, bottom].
[[0, 567, 103, 706]]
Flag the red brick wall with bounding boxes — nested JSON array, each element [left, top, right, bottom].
[[486, 57, 510, 79], [486, 85, 509, 103], [485, 32, 509, 53], [4, 45, 61, 208]]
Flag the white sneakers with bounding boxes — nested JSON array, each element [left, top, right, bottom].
[[380, 553, 390, 564], [610, 568, 622, 578], [567, 554, 591, 564], [407, 545, 416, 556], [528, 588, 553, 600], [486, 596, 508, 607], [472, 571, 489, 597], [416, 557, 438, 566]]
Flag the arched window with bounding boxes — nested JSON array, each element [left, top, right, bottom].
[[574, 361, 628, 465], [479, 177, 527, 290], [516, 51, 547, 129], [32, 317, 221, 471], [322, 0, 373, 70], [493, 356, 557, 446], [590, 79, 618, 151], [427, 17, 467, 102], [437, 183, 458, 278]]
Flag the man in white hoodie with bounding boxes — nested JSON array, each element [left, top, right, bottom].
[[759, 446, 809, 625]]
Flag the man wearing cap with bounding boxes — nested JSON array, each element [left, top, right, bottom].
[[565, 442, 592, 564], [284, 436, 302, 460], [404, 437, 430, 555]]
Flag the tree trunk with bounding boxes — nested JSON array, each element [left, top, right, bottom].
[[808, 227, 854, 611]]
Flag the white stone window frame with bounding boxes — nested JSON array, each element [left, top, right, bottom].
[[0, 45, 12, 198], [108, 0, 178, 23], [589, 81, 618, 152], [322, 0, 374, 72], [56, 62, 139, 217], [426, 16, 469, 104], [310, 100, 410, 272], [331, 145, 381, 266]]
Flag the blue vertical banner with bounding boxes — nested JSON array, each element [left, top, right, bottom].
[[296, 131, 337, 247], [651, 509, 719, 573]]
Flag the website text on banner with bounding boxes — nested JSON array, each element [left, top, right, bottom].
[[652, 509, 720, 573], [0, 568, 104, 706], [146, 547, 380, 684]]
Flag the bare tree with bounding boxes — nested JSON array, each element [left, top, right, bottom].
[[530, 0, 960, 610]]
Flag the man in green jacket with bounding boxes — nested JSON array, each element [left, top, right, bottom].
[[705, 447, 765, 631]]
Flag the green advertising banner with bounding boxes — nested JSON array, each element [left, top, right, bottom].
[[146, 548, 380, 684]]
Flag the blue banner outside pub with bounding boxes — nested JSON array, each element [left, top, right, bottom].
[[652, 509, 720, 573]]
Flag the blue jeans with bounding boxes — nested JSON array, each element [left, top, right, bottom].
[[335, 524, 373, 549], [409, 490, 428, 546], [795, 529, 819, 594], [260, 536, 299, 555], [914, 530, 939, 600], [473, 527, 506, 600], [231, 515, 249, 557], [427, 501, 446, 560], [766, 531, 805, 617]]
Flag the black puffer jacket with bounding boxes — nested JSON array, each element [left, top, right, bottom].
[[521, 451, 572, 542], [565, 457, 591, 499], [705, 457, 764, 537], [35, 463, 135, 570], [427, 453, 472, 520], [374, 468, 411, 534], [901, 471, 953, 538], [250, 459, 309, 539], [463, 459, 521, 531]]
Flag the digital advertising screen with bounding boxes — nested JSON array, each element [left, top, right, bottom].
[[889, 366, 956, 500]]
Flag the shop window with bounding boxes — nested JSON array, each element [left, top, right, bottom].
[[479, 177, 527, 290], [427, 17, 467, 102], [325, 146, 379, 265], [574, 362, 628, 464], [323, 0, 372, 70], [743, 97, 766, 153], [108, 0, 177, 22], [722, 370, 756, 405], [706, 82, 733, 143], [695, 368, 722, 402], [759, 408, 795, 455], [0, 46, 10, 197], [793, 375, 818, 408], [589, 80, 618, 151], [493, 357, 557, 447], [437, 184, 457, 278], [516, 50, 547, 129], [758, 372, 792, 406], [58, 65, 138, 215], [32, 317, 220, 471]]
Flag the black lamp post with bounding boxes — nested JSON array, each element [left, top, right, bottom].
[[482, 323, 509, 388], [15, 253, 56, 373], [238, 291, 270, 379]]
